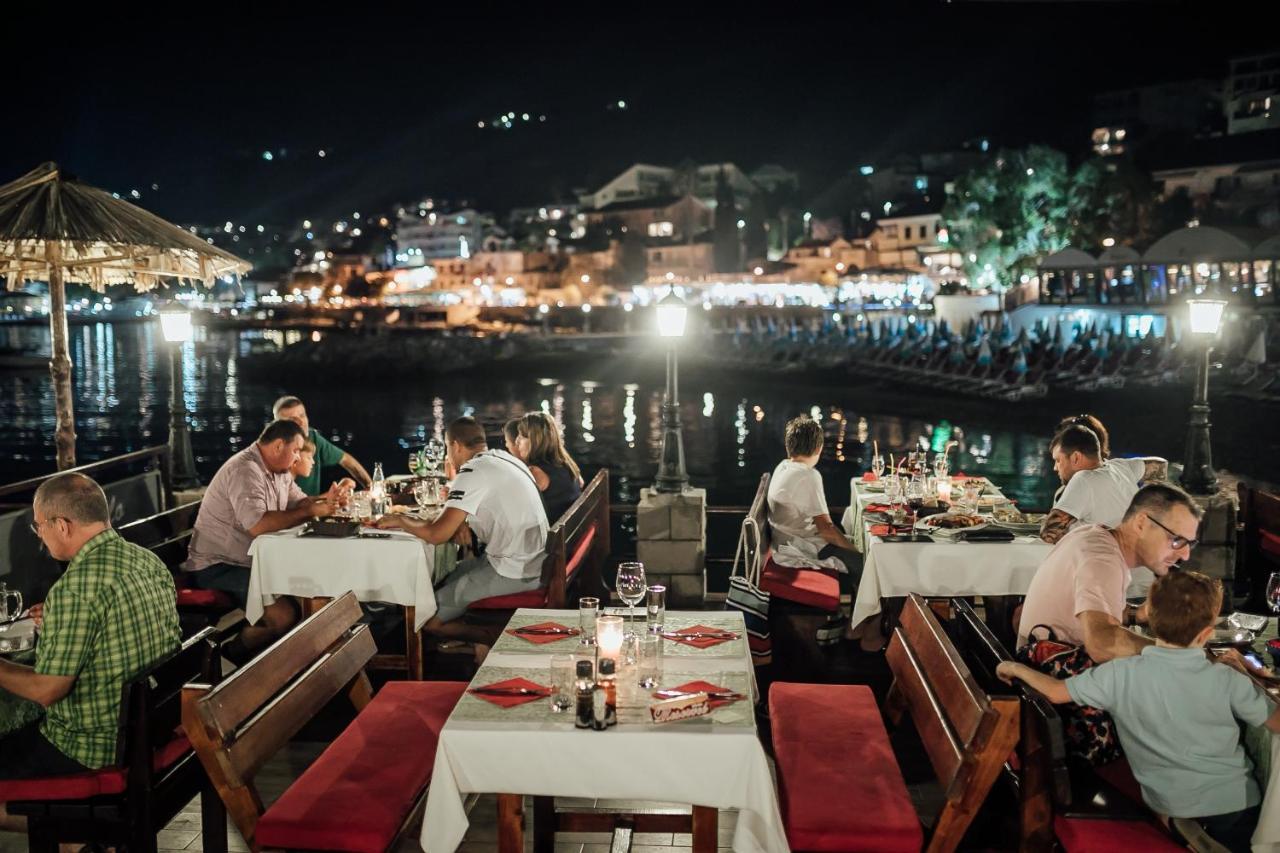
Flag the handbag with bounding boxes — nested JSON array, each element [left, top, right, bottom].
[[725, 514, 772, 666], [1017, 624, 1122, 766]]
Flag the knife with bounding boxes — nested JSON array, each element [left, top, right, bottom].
[[654, 690, 745, 701], [663, 631, 739, 640], [514, 627, 579, 635], [470, 686, 549, 696]]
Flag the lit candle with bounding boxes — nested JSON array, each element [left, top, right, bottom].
[[936, 476, 952, 503], [596, 616, 625, 665]]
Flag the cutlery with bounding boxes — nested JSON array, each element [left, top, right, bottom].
[[654, 690, 745, 701], [663, 631, 739, 640], [469, 687, 549, 696], [514, 627, 579, 635]]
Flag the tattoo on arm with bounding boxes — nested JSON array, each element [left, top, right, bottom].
[[1040, 508, 1075, 544], [1142, 459, 1168, 483]]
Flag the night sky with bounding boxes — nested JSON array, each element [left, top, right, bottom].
[[7, 4, 1270, 226]]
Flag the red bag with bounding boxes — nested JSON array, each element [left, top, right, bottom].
[[1018, 624, 1122, 766]]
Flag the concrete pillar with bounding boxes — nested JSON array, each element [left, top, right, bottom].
[[636, 487, 707, 607]]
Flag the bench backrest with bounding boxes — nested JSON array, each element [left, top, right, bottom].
[[886, 593, 1020, 853], [118, 501, 201, 548], [541, 468, 610, 606], [181, 592, 374, 848], [950, 598, 1070, 850]]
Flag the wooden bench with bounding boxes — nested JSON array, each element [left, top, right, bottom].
[[770, 593, 1020, 852], [3, 627, 227, 853], [182, 592, 467, 852], [948, 597, 1184, 852], [467, 468, 610, 615], [744, 473, 842, 613]]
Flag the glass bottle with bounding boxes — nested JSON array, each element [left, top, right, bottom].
[[370, 462, 386, 516], [598, 658, 618, 727], [574, 659, 595, 729]]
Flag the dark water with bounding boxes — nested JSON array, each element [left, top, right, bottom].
[[2, 322, 1276, 512]]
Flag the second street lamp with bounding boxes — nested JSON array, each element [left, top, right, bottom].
[[654, 290, 689, 493], [1180, 298, 1228, 496], [160, 310, 201, 491]]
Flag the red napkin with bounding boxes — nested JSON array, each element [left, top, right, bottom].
[[861, 472, 878, 482], [666, 625, 738, 649], [504, 621, 581, 645], [467, 677, 550, 708], [865, 503, 892, 514], [658, 680, 742, 710], [870, 523, 894, 537]]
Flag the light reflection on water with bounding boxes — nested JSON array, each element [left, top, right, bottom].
[[8, 321, 1269, 512]]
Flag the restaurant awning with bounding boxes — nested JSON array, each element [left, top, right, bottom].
[[1038, 248, 1097, 270], [1142, 226, 1253, 265]]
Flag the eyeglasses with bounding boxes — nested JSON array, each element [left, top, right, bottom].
[[1145, 513, 1199, 550], [29, 516, 68, 536]]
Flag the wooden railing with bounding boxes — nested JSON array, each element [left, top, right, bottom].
[[0, 445, 175, 509]]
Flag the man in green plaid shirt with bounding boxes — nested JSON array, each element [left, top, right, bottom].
[[0, 474, 178, 831]]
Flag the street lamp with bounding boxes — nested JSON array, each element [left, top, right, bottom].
[[159, 310, 201, 490], [1180, 298, 1227, 495], [654, 290, 689, 493]]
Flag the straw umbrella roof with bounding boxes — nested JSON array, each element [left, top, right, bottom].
[[0, 162, 249, 291]]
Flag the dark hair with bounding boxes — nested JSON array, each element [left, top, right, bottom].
[[1057, 414, 1110, 459], [503, 417, 521, 445], [1148, 570, 1221, 646], [1122, 482, 1205, 523], [784, 416, 823, 458], [258, 418, 306, 446], [1051, 424, 1101, 460], [447, 416, 489, 450], [34, 473, 110, 525], [272, 395, 304, 418]]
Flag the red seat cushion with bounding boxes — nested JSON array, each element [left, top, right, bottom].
[[176, 588, 236, 609], [760, 556, 841, 611], [1094, 758, 1143, 805], [468, 524, 597, 611], [1261, 529, 1280, 559], [1055, 815, 1184, 851], [769, 683, 921, 852], [0, 733, 191, 802], [256, 681, 466, 853]]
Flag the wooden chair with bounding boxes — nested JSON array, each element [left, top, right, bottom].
[[3, 627, 226, 853], [744, 473, 842, 612], [1239, 482, 1280, 612], [182, 591, 467, 852], [770, 593, 1020, 852]]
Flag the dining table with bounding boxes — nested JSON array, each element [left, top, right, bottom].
[[420, 607, 787, 853], [840, 475, 1053, 635]]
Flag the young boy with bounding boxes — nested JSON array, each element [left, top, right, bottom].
[[290, 439, 317, 481], [998, 571, 1280, 852]]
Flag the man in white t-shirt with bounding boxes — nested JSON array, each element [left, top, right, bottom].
[[1040, 424, 1168, 596], [374, 416, 548, 642]]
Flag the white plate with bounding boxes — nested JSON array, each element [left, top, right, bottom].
[[916, 514, 988, 536], [0, 619, 36, 654]]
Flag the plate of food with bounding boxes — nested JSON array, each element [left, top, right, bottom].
[[917, 512, 987, 536], [990, 508, 1046, 533], [0, 618, 36, 654]]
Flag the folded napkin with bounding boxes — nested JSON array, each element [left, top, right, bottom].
[[861, 472, 879, 482], [664, 625, 739, 649], [467, 677, 550, 708], [505, 621, 581, 645], [865, 503, 892, 513], [657, 680, 743, 710], [869, 523, 895, 537]]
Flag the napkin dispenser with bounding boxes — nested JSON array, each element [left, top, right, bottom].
[[649, 692, 711, 723]]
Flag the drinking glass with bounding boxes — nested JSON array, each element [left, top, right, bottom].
[[549, 654, 575, 712], [413, 481, 434, 510], [932, 452, 949, 479], [884, 475, 902, 503], [616, 562, 648, 638], [637, 634, 662, 688], [1267, 573, 1280, 614], [352, 492, 372, 520], [426, 439, 446, 473], [646, 585, 666, 634], [408, 452, 420, 477], [870, 454, 885, 480], [578, 597, 599, 645], [962, 480, 982, 513]]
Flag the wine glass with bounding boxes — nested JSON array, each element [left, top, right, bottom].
[[871, 454, 885, 480], [616, 562, 648, 638], [408, 452, 420, 477], [1267, 573, 1280, 615], [413, 481, 436, 511], [426, 439, 446, 473]]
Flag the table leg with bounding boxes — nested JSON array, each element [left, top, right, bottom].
[[497, 793, 524, 853], [691, 805, 717, 853], [404, 605, 423, 680], [533, 795, 556, 853]]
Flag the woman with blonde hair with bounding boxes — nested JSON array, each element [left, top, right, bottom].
[[517, 412, 583, 523]]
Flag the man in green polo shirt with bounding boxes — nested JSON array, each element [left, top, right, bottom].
[[273, 395, 371, 495], [0, 473, 179, 831]]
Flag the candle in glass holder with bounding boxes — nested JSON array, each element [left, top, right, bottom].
[[595, 615, 625, 665], [935, 476, 952, 504]]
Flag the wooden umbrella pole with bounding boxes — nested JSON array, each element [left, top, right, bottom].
[[46, 240, 77, 470]]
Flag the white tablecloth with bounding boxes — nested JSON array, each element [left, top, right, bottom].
[[421, 608, 788, 853], [246, 527, 444, 630], [840, 478, 1052, 627]]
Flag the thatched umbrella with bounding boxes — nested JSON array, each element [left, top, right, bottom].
[[0, 162, 250, 469]]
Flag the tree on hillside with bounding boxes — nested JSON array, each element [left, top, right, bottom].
[[1068, 157, 1160, 249]]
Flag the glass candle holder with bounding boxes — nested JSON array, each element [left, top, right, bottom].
[[595, 615, 625, 666]]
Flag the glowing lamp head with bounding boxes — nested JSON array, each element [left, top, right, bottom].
[[656, 291, 688, 338], [1187, 299, 1227, 336], [538, 303, 550, 315], [160, 311, 193, 343]]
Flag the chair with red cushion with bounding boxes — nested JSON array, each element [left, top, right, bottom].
[[466, 469, 610, 618], [183, 592, 464, 853], [5, 627, 226, 853], [744, 473, 842, 613]]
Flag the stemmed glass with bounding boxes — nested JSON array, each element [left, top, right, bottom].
[[616, 562, 648, 638], [408, 451, 421, 477], [425, 439, 446, 474], [871, 454, 885, 480], [1267, 573, 1280, 615]]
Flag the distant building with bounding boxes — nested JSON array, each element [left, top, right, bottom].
[[396, 208, 490, 262], [428, 250, 562, 304], [579, 162, 758, 210], [781, 237, 871, 284], [1226, 51, 1280, 135], [748, 164, 800, 194], [646, 236, 715, 281], [1089, 79, 1222, 156], [583, 194, 713, 242], [1151, 128, 1280, 228], [872, 203, 963, 276]]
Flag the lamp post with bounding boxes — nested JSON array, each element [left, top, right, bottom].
[[1180, 298, 1227, 495], [159, 310, 201, 490], [654, 290, 689, 493]]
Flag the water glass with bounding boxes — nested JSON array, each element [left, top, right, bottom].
[[578, 597, 599, 645], [1267, 573, 1280, 614], [351, 492, 372, 520], [549, 654, 575, 712], [871, 454, 885, 480], [637, 634, 662, 688], [408, 452, 420, 476], [962, 480, 982, 512], [646, 585, 666, 634]]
